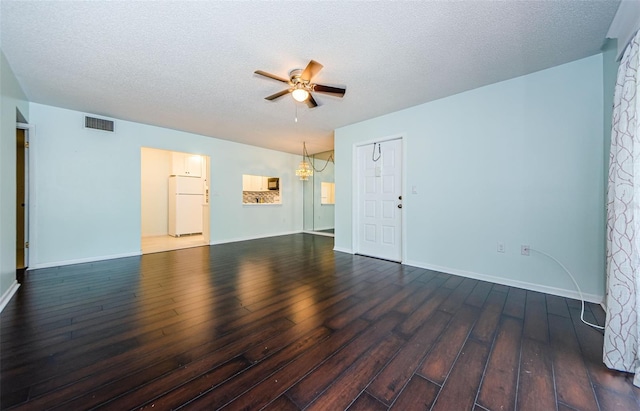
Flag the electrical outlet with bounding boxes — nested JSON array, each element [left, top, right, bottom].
[[521, 245, 530, 256], [497, 242, 505, 253]]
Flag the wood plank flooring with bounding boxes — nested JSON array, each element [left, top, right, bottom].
[[1, 233, 638, 410]]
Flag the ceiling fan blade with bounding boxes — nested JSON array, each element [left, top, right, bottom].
[[305, 94, 318, 108], [265, 89, 291, 101], [313, 84, 346, 97], [300, 60, 323, 81], [255, 70, 289, 83]]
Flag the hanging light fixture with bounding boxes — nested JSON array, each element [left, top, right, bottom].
[[295, 160, 313, 180], [295, 142, 314, 181]]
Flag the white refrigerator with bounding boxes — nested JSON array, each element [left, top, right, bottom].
[[168, 176, 204, 237]]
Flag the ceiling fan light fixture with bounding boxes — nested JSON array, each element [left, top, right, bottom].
[[292, 88, 309, 102], [255, 60, 346, 108]]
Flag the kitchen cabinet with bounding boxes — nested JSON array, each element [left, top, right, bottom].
[[242, 175, 269, 191], [321, 182, 335, 204], [242, 175, 253, 191], [171, 152, 202, 177]]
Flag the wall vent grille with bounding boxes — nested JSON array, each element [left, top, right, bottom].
[[84, 116, 115, 132]]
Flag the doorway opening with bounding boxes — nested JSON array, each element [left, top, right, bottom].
[[140, 147, 210, 254], [16, 122, 30, 281], [354, 137, 403, 262]]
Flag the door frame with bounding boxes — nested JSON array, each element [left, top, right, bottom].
[[352, 134, 406, 262], [140, 147, 210, 254], [16, 122, 35, 271]]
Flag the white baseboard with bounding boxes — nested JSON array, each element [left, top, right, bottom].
[[209, 231, 302, 246], [303, 230, 334, 237], [0, 281, 20, 313], [30, 232, 305, 269], [30, 251, 142, 270], [312, 226, 334, 231], [404, 260, 604, 304], [333, 246, 354, 254]]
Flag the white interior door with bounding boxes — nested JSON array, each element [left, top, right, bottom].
[[356, 139, 402, 261]]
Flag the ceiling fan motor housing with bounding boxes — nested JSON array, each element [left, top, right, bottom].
[[289, 69, 311, 90]]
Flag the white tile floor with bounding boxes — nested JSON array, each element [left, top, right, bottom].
[[141, 234, 207, 254]]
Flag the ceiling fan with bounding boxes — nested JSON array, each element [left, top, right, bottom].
[[254, 60, 346, 108]]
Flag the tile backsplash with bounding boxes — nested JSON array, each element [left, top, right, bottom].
[[243, 190, 281, 204]]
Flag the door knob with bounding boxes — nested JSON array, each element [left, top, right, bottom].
[[397, 204, 402, 209], [398, 195, 402, 200]]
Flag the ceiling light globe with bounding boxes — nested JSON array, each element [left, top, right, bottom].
[[292, 88, 309, 102]]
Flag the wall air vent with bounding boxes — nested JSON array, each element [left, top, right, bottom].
[[84, 115, 115, 132]]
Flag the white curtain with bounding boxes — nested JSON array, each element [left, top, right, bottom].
[[604, 30, 640, 386]]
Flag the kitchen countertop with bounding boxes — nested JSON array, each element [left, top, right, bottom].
[[242, 202, 282, 206]]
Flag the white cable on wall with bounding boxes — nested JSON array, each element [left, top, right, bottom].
[[530, 248, 605, 330]]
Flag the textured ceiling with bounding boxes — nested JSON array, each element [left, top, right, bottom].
[[0, 1, 620, 155]]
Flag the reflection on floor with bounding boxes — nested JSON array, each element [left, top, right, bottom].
[[141, 234, 207, 254], [17, 248, 25, 269]]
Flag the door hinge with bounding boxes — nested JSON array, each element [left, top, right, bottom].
[[25, 141, 29, 148], [25, 242, 29, 248]]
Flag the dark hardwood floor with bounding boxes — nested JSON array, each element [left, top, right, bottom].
[[1, 233, 638, 410]]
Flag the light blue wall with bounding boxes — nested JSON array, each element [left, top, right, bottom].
[[28, 103, 303, 268], [336, 55, 606, 301], [0, 49, 29, 301]]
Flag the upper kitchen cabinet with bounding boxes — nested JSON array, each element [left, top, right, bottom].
[[171, 152, 202, 177], [321, 182, 336, 204], [242, 174, 269, 191]]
